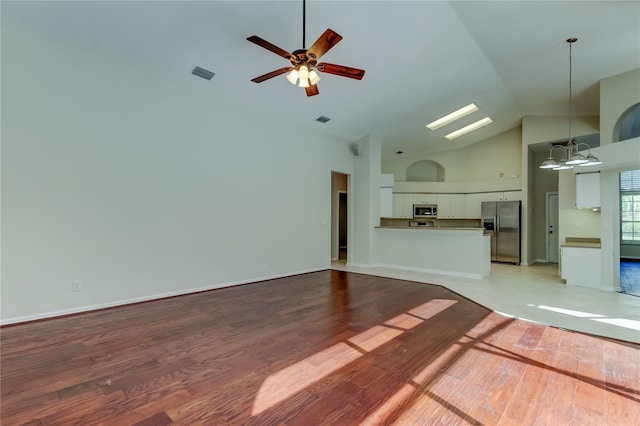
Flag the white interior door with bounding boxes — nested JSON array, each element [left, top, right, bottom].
[[547, 192, 559, 263]]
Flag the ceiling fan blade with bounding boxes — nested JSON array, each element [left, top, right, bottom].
[[317, 63, 365, 80], [305, 85, 319, 97], [247, 36, 293, 60], [251, 67, 294, 83], [306, 29, 343, 61]]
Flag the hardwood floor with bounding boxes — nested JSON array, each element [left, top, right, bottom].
[[621, 261, 640, 297], [2, 270, 639, 425]]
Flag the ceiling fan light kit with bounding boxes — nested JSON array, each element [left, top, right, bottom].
[[539, 38, 602, 170], [246, 0, 365, 96]]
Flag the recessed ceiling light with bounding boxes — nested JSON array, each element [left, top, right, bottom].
[[316, 116, 331, 123], [396, 150, 404, 155], [445, 117, 493, 140], [426, 103, 479, 130]]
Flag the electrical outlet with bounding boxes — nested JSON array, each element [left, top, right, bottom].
[[72, 281, 81, 292]]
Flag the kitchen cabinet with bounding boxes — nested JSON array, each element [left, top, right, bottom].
[[391, 193, 438, 218], [437, 194, 465, 218], [561, 246, 601, 288], [464, 191, 522, 218], [392, 193, 415, 218], [501, 191, 522, 201], [464, 193, 496, 218], [576, 173, 600, 209], [380, 188, 393, 218], [413, 193, 438, 204]]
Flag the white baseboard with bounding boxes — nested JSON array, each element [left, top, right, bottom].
[[372, 262, 487, 280], [345, 262, 373, 268], [340, 261, 486, 279], [1, 267, 327, 326]]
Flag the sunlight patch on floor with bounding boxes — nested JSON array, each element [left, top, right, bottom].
[[530, 304, 640, 331], [591, 317, 640, 331], [360, 383, 418, 425], [251, 299, 458, 416], [533, 304, 606, 318]]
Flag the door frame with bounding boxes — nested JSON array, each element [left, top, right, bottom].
[[546, 191, 559, 263], [336, 190, 348, 260]]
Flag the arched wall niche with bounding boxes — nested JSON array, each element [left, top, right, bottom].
[[406, 160, 445, 182], [613, 102, 640, 142]]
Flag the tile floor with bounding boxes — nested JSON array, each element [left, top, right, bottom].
[[332, 261, 640, 343]]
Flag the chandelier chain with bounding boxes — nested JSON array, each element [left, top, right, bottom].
[[568, 38, 574, 143]]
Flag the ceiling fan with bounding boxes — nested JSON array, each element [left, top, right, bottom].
[[246, 0, 365, 97]]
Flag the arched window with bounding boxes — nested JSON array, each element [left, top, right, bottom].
[[406, 160, 445, 182], [613, 103, 640, 142]]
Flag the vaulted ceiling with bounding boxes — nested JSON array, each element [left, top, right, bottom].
[[3, 1, 639, 160]]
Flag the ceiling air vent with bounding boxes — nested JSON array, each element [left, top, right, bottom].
[[192, 66, 215, 80], [316, 116, 331, 123]]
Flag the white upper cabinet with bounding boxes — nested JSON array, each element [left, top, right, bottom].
[[392, 193, 415, 218], [501, 191, 522, 201], [380, 188, 393, 218], [413, 193, 438, 204], [576, 173, 600, 209], [464, 193, 496, 218], [463, 191, 522, 218], [437, 194, 465, 218], [391, 191, 522, 219]]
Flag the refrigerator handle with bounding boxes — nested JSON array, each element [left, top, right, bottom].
[[495, 215, 498, 232]]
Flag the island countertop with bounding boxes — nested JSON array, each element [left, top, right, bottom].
[[561, 237, 601, 249], [375, 226, 484, 232]]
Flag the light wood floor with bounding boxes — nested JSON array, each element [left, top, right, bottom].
[[2, 270, 639, 425]]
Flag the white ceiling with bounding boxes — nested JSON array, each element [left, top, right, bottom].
[[3, 1, 639, 160]]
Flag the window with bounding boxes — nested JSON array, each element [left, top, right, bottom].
[[620, 170, 640, 242], [613, 103, 640, 142]]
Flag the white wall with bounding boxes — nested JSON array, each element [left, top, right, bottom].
[[597, 69, 640, 291], [601, 69, 640, 145], [557, 172, 601, 240], [1, 28, 354, 322], [531, 150, 559, 261], [349, 135, 382, 267], [383, 127, 522, 185], [521, 115, 599, 265]]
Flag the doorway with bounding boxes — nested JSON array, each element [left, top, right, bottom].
[[331, 172, 349, 262], [338, 192, 348, 261], [546, 192, 559, 263]]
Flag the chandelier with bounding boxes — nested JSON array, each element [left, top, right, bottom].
[[539, 38, 602, 170]]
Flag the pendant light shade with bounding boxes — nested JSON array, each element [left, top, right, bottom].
[[539, 157, 560, 169], [539, 38, 603, 171], [579, 153, 603, 167], [565, 151, 588, 165]]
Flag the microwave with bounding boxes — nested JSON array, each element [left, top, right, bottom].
[[414, 204, 437, 218]]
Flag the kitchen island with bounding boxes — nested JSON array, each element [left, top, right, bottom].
[[374, 226, 491, 279]]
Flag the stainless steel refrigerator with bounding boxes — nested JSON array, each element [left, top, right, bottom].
[[481, 201, 521, 264]]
